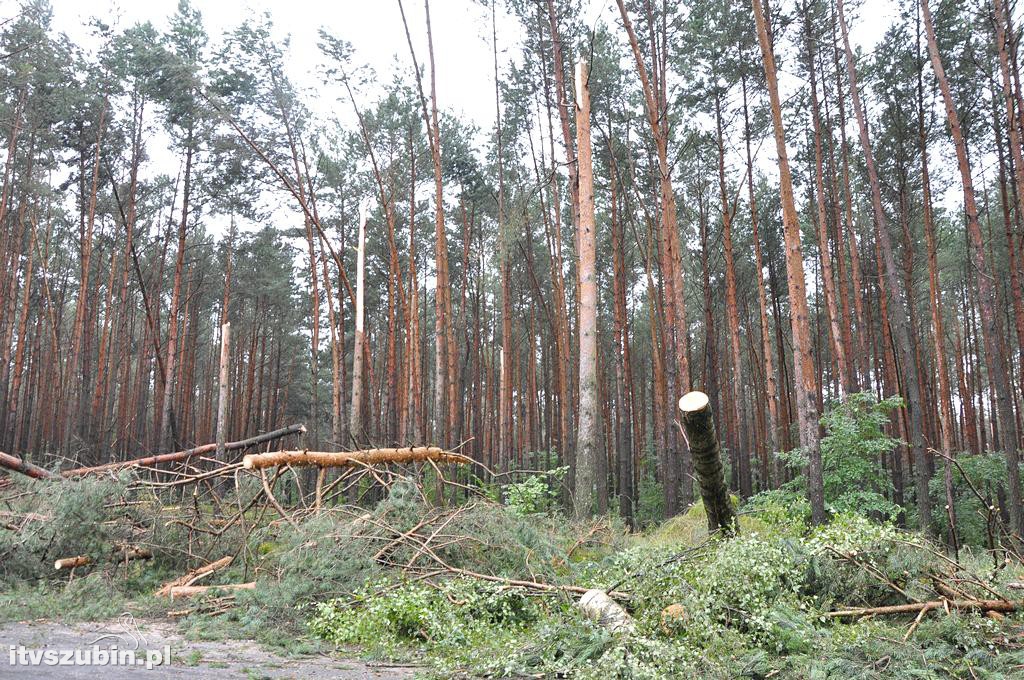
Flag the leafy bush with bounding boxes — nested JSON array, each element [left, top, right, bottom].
[[503, 465, 568, 515], [929, 452, 1022, 548], [743, 488, 810, 535], [774, 393, 903, 521]]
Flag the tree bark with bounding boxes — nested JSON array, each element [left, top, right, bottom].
[[574, 60, 598, 517], [922, 0, 1021, 533], [752, 0, 825, 523], [838, 0, 931, 533], [679, 391, 737, 535]]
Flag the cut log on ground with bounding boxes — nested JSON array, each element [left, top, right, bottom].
[[54, 556, 91, 570], [54, 546, 153, 571], [578, 589, 636, 634], [120, 547, 153, 561], [826, 598, 1018, 618], [155, 556, 234, 597], [61, 424, 306, 478], [242, 446, 471, 470], [168, 582, 256, 599], [0, 451, 55, 480], [678, 391, 737, 535]]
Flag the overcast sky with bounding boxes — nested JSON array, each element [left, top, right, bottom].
[[40, 0, 981, 230], [45, 0, 901, 132]]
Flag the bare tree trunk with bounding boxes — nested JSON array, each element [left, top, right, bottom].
[[741, 72, 779, 489], [838, 0, 931, 533], [616, 0, 690, 515], [350, 209, 366, 446], [922, 0, 1021, 534], [801, 4, 854, 396], [216, 322, 230, 461], [574, 59, 598, 518], [917, 17, 956, 550], [714, 91, 751, 497], [752, 0, 824, 523]]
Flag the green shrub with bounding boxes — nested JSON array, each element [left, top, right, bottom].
[[0, 476, 143, 583], [774, 393, 903, 522], [503, 465, 568, 515]]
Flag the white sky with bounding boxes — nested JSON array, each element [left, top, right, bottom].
[[39, 0, 985, 229], [44, 0, 897, 135]]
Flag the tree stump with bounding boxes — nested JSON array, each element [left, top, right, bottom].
[[679, 391, 737, 535]]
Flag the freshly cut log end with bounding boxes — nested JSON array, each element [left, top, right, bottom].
[[578, 589, 635, 634], [54, 556, 91, 570], [661, 603, 688, 634], [679, 390, 737, 536], [678, 391, 710, 414]]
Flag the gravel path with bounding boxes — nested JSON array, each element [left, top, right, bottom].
[[0, 619, 418, 679]]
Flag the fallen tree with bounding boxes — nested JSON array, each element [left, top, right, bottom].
[[0, 424, 306, 481], [168, 582, 256, 599], [155, 556, 234, 597], [54, 546, 153, 571], [0, 452, 54, 480], [242, 446, 471, 470], [64, 423, 307, 477]]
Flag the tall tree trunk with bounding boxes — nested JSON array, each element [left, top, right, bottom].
[[922, 0, 1021, 533], [616, 0, 691, 515], [741, 72, 779, 488], [752, 0, 825, 523], [801, 4, 855, 396], [838, 0, 931, 533], [714, 91, 751, 497], [350, 209, 366, 446], [574, 60, 598, 517]]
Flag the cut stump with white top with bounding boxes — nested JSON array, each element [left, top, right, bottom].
[[679, 390, 737, 536]]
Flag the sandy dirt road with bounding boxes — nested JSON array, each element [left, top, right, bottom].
[[0, 619, 418, 679]]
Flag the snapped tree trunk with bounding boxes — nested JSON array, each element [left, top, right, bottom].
[[679, 391, 737, 535]]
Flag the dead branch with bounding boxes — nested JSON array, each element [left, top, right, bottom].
[[63, 424, 306, 478], [826, 598, 1018, 619], [155, 556, 234, 597]]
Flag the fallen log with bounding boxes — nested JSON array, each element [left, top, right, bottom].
[[62, 423, 306, 478], [242, 446, 471, 470], [825, 598, 1018, 619], [155, 556, 234, 597], [678, 391, 737, 535], [121, 547, 153, 561], [54, 546, 153, 571], [578, 589, 636, 634], [168, 582, 256, 599], [54, 555, 91, 570], [0, 451, 55, 480]]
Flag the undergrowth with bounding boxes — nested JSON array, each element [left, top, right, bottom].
[[306, 503, 1024, 678], [3, 471, 1024, 676]]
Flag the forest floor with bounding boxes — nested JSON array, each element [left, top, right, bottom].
[[3, 472, 1024, 677], [0, 618, 417, 679]]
